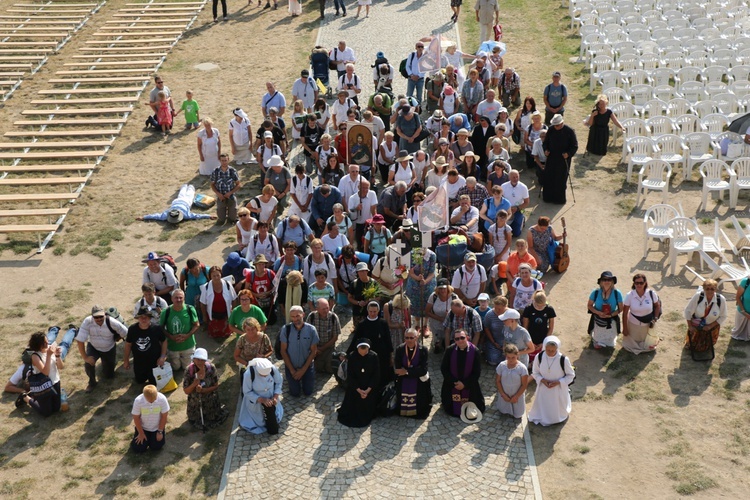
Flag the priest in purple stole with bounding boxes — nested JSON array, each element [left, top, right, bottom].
[[394, 328, 433, 418], [440, 329, 485, 417]]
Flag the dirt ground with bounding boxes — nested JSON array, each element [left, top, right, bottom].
[[1, 1, 750, 499]]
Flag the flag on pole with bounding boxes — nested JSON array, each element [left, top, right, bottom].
[[417, 184, 449, 232]]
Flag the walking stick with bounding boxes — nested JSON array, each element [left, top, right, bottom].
[[199, 394, 207, 433], [566, 156, 576, 204]]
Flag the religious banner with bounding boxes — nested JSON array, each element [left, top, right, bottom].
[[418, 36, 442, 75], [346, 122, 374, 172], [417, 184, 449, 232]]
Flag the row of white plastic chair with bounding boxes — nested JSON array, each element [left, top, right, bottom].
[[626, 133, 750, 184], [644, 205, 750, 283], [582, 36, 750, 66], [635, 158, 750, 230], [603, 86, 750, 118]]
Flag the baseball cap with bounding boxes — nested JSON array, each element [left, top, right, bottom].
[[91, 305, 105, 317]]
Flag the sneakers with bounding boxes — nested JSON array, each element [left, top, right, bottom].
[[84, 383, 96, 393], [263, 2, 270, 8], [223, 15, 228, 20]]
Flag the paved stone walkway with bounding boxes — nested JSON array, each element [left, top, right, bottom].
[[218, 3, 541, 498]]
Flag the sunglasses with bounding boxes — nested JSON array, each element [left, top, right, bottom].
[[454, 336, 467, 340], [239, 214, 248, 218], [601, 278, 613, 282], [634, 281, 645, 285]]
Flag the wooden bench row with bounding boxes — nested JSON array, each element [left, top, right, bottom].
[[0, 163, 95, 172], [5, 129, 120, 137], [0, 176, 88, 186], [0, 140, 112, 147], [0, 150, 107, 159]]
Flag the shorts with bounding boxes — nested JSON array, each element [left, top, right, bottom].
[[451, 0, 462, 6]]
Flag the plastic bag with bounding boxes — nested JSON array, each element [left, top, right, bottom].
[[153, 362, 178, 392]]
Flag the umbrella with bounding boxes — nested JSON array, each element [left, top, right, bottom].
[[729, 112, 750, 134], [477, 41, 507, 57]]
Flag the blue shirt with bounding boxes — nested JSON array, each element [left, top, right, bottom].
[[311, 187, 343, 221], [222, 259, 251, 284], [276, 219, 312, 246], [589, 287, 623, 313], [482, 196, 511, 230], [448, 114, 470, 134], [280, 322, 319, 368]]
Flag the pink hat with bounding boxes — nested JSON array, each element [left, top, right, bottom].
[[372, 214, 385, 224], [444, 85, 454, 96]]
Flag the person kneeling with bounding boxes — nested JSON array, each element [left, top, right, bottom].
[[130, 384, 169, 453], [239, 358, 283, 434]]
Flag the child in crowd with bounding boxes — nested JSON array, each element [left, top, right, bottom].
[[175, 90, 200, 129], [291, 100, 305, 146], [489, 45, 504, 88], [156, 91, 174, 136], [489, 209, 512, 263], [494, 343, 529, 419], [475, 292, 491, 321]]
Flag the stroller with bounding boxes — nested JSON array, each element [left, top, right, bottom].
[[310, 46, 333, 100]]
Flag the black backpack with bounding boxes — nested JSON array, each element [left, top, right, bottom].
[[537, 351, 576, 386], [274, 323, 292, 360]]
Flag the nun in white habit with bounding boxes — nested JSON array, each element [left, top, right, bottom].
[[528, 336, 575, 426], [239, 358, 284, 434]]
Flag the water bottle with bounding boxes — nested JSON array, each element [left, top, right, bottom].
[[60, 388, 69, 412]]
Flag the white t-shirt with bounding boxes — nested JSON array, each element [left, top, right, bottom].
[[303, 254, 337, 288], [131, 393, 170, 432], [9, 365, 25, 386], [451, 264, 487, 301], [348, 191, 378, 224], [451, 206, 480, 235], [489, 222, 512, 260], [290, 175, 314, 215], [321, 233, 349, 254], [246, 233, 280, 263], [512, 278, 542, 311], [365, 116, 385, 140], [331, 98, 356, 125], [476, 100, 502, 124], [331, 46, 356, 72], [292, 77, 318, 109], [337, 73, 362, 99], [442, 176, 467, 200], [500, 180, 529, 208], [249, 196, 278, 224], [413, 156, 430, 183], [142, 265, 177, 292], [624, 289, 660, 325], [256, 143, 283, 167], [316, 106, 330, 129], [32, 350, 60, 384], [532, 138, 547, 163], [390, 162, 415, 184], [338, 175, 363, 206], [229, 117, 251, 145], [76, 315, 128, 352]]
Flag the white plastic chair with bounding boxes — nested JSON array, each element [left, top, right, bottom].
[[661, 52, 684, 70], [710, 49, 736, 69], [623, 69, 651, 91], [642, 203, 680, 257], [679, 81, 705, 103], [637, 159, 671, 206], [656, 134, 687, 172], [676, 66, 702, 85], [674, 114, 705, 135], [705, 81, 729, 99], [699, 159, 734, 210], [693, 217, 727, 260], [591, 55, 615, 93], [683, 132, 716, 180], [630, 84, 653, 114], [641, 98, 667, 118], [723, 215, 750, 256], [701, 114, 730, 140], [702, 65, 729, 84], [667, 98, 694, 117], [714, 93, 739, 116], [639, 54, 661, 73], [636, 40, 659, 56], [728, 65, 750, 84], [646, 116, 677, 137], [730, 157, 750, 209], [598, 71, 625, 93], [667, 217, 702, 275], [675, 27, 698, 41], [695, 250, 750, 289], [627, 136, 660, 182], [610, 102, 637, 145], [653, 85, 676, 102], [731, 81, 750, 99], [692, 100, 716, 119], [620, 118, 650, 160], [603, 87, 629, 106], [650, 68, 675, 87]]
